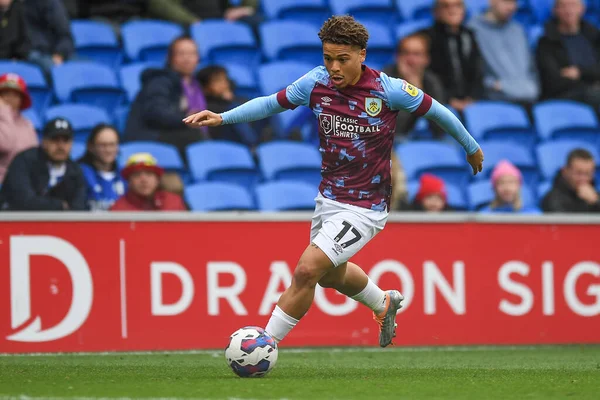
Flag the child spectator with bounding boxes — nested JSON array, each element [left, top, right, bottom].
[[0, 73, 39, 183], [78, 124, 126, 211], [110, 153, 187, 211], [412, 173, 451, 212], [0, 0, 30, 60], [480, 160, 541, 214]]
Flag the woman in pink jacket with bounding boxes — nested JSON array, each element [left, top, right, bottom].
[[0, 73, 39, 183]]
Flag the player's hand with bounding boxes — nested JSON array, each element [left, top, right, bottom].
[[183, 110, 223, 127], [467, 148, 484, 175]]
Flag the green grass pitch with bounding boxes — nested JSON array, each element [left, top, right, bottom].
[[1, 346, 599, 400]]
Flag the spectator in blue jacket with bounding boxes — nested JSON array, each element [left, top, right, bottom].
[[78, 124, 126, 211], [23, 0, 74, 75], [480, 160, 541, 214]]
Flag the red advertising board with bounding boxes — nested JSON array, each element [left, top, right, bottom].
[[0, 220, 599, 353]]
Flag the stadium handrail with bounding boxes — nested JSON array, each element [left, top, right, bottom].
[[1, 212, 600, 224]]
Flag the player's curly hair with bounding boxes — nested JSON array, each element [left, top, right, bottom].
[[318, 15, 369, 49]]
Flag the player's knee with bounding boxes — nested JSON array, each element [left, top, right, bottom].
[[293, 261, 320, 289]]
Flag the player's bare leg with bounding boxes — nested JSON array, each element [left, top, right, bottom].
[[319, 261, 404, 347]]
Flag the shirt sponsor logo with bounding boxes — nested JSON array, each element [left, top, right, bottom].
[[318, 113, 381, 139]]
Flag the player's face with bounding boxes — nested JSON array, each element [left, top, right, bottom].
[[563, 158, 595, 188], [170, 39, 199, 77], [43, 136, 73, 163], [129, 170, 160, 198], [495, 175, 520, 204], [435, 0, 466, 28], [90, 128, 119, 166], [322, 42, 366, 89], [554, 0, 584, 26], [422, 194, 446, 212], [491, 0, 518, 22]]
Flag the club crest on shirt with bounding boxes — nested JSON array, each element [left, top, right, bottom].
[[402, 80, 418, 97], [365, 97, 382, 117]]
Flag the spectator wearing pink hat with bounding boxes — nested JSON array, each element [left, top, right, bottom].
[[412, 173, 451, 212], [0, 73, 38, 183], [481, 160, 541, 214]]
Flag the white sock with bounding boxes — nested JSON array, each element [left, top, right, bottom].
[[351, 278, 387, 315], [265, 305, 299, 343]]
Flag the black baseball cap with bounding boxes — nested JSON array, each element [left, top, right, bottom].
[[43, 118, 73, 139]]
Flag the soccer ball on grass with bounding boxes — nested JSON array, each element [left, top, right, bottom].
[[225, 326, 278, 378]]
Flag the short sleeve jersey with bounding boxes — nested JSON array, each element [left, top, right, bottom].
[[276, 65, 432, 211]]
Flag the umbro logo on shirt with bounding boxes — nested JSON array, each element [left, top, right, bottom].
[[321, 96, 332, 105]]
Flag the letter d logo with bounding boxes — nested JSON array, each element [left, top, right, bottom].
[[7, 236, 93, 342]]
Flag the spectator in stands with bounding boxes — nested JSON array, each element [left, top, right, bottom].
[[390, 150, 410, 211], [0, 0, 30, 60], [0, 117, 87, 211], [78, 0, 148, 27], [469, 0, 540, 104], [0, 73, 38, 183], [542, 149, 600, 212], [384, 33, 446, 138], [412, 174, 451, 212], [24, 0, 74, 76], [427, 0, 484, 112], [78, 124, 126, 211], [125, 36, 207, 159], [536, 0, 600, 108], [196, 65, 259, 146], [60, 0, 78, 18], [150, 0, 259, 27], [110, 153, 187, 211], [480, 160, 541, 214]]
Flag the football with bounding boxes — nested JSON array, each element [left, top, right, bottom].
[[225, 326, 278, 378]]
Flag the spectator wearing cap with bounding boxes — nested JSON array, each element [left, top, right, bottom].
[[110, 153, 187, 211], [78, 124, 126, 211], [412, 173, 451, 212], [0, 73, 38, 183], [0, 117, 87, 211], [0, 0, 30, 60], [480, 160, 541, 214]]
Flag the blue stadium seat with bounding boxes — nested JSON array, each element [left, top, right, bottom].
[[223, 63, 259, 99], [185, 182, 255, 211], [52, 61, 124, 113], [261, 0, 330, 26], [45, 104, 111, 142], [186, 141, 259, 189], [119, 62, 161, 103], [191, 21, 260, 67], [114, 105, 129, 135], [272, 106, 316, 140], [396, 0, 434, 20], [256, 180, 317, 211], [260, 21, 323, 65], [477, 141, 538, 186], [0, 61, 51, 114], [530, 0, 552, 23], [536, 140, 600, 181], [359, 21, 395, 67], [397, 141, 471, 186], [257, 61, 314, 95], [395, 20, 432, 41], [527, 25, 545, 49], [533, 100, 600, 145], [71, 20, 122, 68], [330, 0, 397, 26], [122, 20, 183, 63], [22, 109, 42, 132], [257, 141, 322, 186], [70, 141, 86, 160], [468, 180, 536, 210], [464, 0, 488, 16], [538, 181, 552, 201], [119, 142, 185, 172], [464, 101, 535, 146]]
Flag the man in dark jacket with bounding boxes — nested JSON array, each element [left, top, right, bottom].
[[0, 0, 30, 60], [426, 0, 484, 113], [24, 0, 74, 75], [125, 36, 206, 158], [542, 148, 600, 213], [0, 117, 87, 211], [536, 0, 600, 107]]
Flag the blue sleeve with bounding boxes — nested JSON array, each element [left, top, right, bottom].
[[220, 94, 285, 125], [379, 72, 425, 112], [424, 99, 480, 155], [280, 66, 327, 108]]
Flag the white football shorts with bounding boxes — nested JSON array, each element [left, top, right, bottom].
[[310, 193, 389, 267]]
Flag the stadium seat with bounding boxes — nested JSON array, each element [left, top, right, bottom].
[[530, 0, 552, 23], [261, 0, 330, 26], [271, 106, 316, 140], [257, 61, 314, 96], [255, 180, 317, 211], [527, 25, 544, 49], [536, 140, 600, 181], [0, 61, 51, 114], [260, 21, 323, 65], [185, 182, 255, 211], [464, 0, 488, 16], [395, 20, 432, 41], [477, 141, 539, 186], [359, 21, 395, 67], [119, 62, 161, 103], [186, 141, 260, 189], [257, 141, 322, 186], [51, 61, 125, 113], [191, 21, 260, 67], [114, 105, 129, 135], [468, 180, 536, 210], [119, 142, 184, 173], [329, 0, 397, 26], [533, 100, 600, 145], [71, 20, 122, 68], [464, 101, 535, 146], [122, 20, 184, 63], [223, 63, 259, 99], [45, 104, 111, 142], [70, 141, 86, 160], [22, 109, 42, 132], [537, 181, 552, 201], [396, 0, 434, 20], [397, 141, 471, 186]]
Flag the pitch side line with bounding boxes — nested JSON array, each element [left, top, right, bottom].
[[0, 396, 277, 400]]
